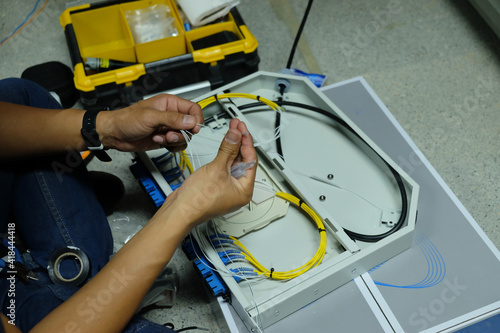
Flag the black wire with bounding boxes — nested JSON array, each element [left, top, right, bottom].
[[280, 0, 314, 156], [203, 111, 231, 125], [237, 101, 408, 243], [275, 112, 284, 159], [163, 323, 209, 332], [286, 0, 314, 69], [275, 83, 287, 159], [177, 327, 208, 332]]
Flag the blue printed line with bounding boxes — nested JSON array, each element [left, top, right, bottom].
[[370, 229, 446, 289], [1, 0, 41, 45]]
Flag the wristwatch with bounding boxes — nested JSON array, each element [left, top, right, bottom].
[[81, 110, 112, 162]]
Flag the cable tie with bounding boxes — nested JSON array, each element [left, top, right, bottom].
[[214, 94, 219, 101], [318, 228, 326, 233], [270, 267, 275, 279], [256, 95, 261, 101], [298, 199, 304, 207]]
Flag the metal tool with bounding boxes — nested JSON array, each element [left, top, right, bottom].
[[0, 238, 38, 282]]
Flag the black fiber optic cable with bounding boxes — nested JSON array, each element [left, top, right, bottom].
[[203, 111, 231, 125], [275, 111, 284, 159], [237, 101, 408, 243], [286, 0, 314, 69], [278, 0, 314, 158]]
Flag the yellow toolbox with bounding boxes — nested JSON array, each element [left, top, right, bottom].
[[60, 0, 259, 109]]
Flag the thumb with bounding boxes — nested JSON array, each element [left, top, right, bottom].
[[215, 128, 242, 169]]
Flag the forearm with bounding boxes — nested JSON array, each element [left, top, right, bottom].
[[26, 118, 256, 332], [0, 102, 86, 159], [30, 201, 191, 332], [0, 96, 203, 159]]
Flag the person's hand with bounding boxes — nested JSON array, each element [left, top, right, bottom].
[[161, 118, 257, 227], [96, 94, 203, 152]]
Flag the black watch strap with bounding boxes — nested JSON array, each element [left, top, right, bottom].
[[81, 110, 112, 162]]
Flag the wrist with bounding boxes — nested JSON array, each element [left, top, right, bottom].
[[80, 110, 113, 162], [158, 192, 203, 230], [95, 110, 116, 149]]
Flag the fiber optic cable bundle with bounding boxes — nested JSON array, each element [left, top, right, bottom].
[[189, 93, 328, 282], [209, 192, 327, 282], [151, 150, 192, 190]]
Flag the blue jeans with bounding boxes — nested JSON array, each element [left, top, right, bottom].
[[0, 78, 174, 332]]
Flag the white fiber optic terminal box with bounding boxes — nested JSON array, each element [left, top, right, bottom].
[[136, 71, 419, 332]]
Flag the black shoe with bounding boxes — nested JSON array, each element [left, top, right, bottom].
[[88, 171, 125, 215]]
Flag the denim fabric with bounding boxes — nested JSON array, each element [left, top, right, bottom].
[[0, 78, 174, 332]]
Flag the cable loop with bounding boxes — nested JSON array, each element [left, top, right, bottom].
[[227, 192, 327, 280]]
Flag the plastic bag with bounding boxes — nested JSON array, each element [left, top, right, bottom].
[[125, 4, 178, 44]]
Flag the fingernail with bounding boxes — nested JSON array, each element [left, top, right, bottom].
[[183, 115, 195, 125], [241, 132, 249, 135], [169, 135, 179, 143], [152, 135, 164, 144], [225, 132, 239, 144]]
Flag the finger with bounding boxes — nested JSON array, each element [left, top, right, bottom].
[[152, 132, 188, 151], [188, 103, 204, 134], [177, 101, 203, 133], [229, 118, 240, 130], [153, 94, 204, 133], [151, 109, 197, 132], [215, 128, 242, 170], [237, 121, 257, 164], [166, 131, 183, 144], [149, 94, 196, 114], [152, 131, 187, 145], [165, 142, 188, 153], [228, 118, 243, 164], [152, 134, 164, 144]]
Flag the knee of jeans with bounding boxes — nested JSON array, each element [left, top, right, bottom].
[[0, 77, 26, 90], [0, 77, 62, 109], [0, 78, 31, 101]]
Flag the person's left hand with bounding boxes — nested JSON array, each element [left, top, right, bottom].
[[96, 94, 203, 152]]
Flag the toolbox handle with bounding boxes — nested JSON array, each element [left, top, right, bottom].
[[144, 54, 195, 73], [64, 24, 83, 68]]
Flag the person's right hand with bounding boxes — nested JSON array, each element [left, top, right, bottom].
[[160, 118, 257, 228]]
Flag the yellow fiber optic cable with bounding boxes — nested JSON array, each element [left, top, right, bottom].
[[228, 192, 327, 280], [197, 93, 282, 111], [178, 152, 185, 170], [181, 151, 194, 174]]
